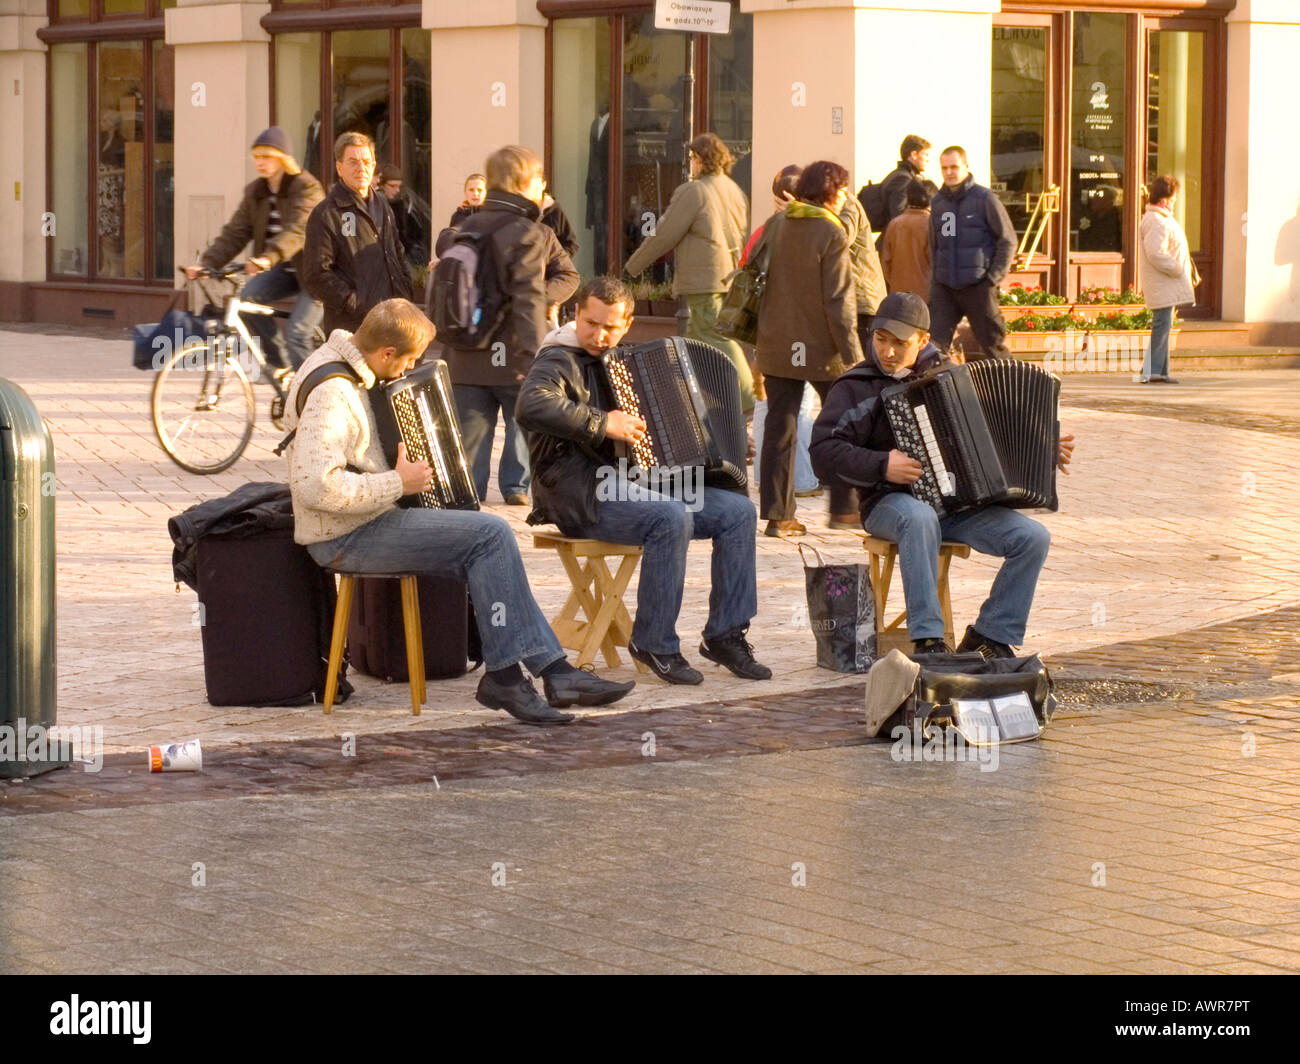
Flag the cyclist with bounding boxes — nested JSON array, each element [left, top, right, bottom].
[[185, 127, 325, 373]]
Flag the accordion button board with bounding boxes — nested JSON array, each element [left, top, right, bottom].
[[383, 360, 480, 511]]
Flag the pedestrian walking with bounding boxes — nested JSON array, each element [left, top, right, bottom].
[[186, 127, 324, 370], [882, 179, 936, 298], [928, 146, 1017, 358], [754, 160, 862, 537], [622, 132, 754, 412], [301, 132, 415, 336], [438, 145, 579, 506], [1137, 174, 1197, 385], [839, 183, 888, 351]]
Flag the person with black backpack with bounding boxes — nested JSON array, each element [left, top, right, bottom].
[[432, 146, 579, 506], [858, 134, 932, 251]]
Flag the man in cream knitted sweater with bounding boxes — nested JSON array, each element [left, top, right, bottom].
[[285, 298, 633, 724]]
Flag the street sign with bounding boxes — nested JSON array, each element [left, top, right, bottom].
[[654, 0, 732, 35]]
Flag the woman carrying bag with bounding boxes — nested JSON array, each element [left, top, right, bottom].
[[1138, 174, 1198, 385]]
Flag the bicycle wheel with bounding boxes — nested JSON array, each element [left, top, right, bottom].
[[151, 338, 256, 474]]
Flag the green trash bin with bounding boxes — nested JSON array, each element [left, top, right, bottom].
[[0, 378, 68, 778]]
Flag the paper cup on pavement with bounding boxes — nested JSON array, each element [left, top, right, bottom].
[[148, 740, 203, 772]]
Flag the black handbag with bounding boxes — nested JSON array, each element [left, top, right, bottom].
[[717, 222, 775, 345]]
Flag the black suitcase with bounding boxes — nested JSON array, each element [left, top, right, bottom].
[[346, 574, 478, 683], [196, 528, 349, 706]]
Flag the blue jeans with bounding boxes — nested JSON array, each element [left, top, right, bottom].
[[865, 493, 1051, 645], [240, 264, 324, 370], [569, 480, 758, 655], [306, 508, 564, 674], [751, 386, 818, 493], [453, 384, 531, 499], [1140, 305, 1175, 380]]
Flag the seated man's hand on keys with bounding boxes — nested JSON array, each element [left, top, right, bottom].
[[605, 410, 648, 445], [395, 442, 432, 496], [885, 449, 924, 484]]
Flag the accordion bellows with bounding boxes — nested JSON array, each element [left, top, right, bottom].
[[882, 360, 1060, 517], [601, 337, 748, 491], [381, 360, 480, 510]]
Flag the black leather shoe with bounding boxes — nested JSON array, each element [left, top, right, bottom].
[[476, 674, 574, 725], [628, 640, 703, 685], [699, 630, 772, 680], [910, 638, 953, 656], [543, 668, 635, 708], [956, 625, 1016, 660]]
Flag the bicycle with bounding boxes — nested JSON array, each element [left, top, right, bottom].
[[150, 265, 324, 474]]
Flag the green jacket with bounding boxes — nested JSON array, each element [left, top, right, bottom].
[[623, 173, 749, 296]]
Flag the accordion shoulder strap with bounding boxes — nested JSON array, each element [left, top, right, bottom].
[[271, 361, 365, 457]]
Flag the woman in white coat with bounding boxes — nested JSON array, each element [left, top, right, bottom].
[[1138, 174, 1197, 384]]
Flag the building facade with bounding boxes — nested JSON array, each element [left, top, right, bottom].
[[1, 0, 1296, 339]]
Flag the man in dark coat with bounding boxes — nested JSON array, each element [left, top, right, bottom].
[[859, 134, 931, 250], [301, 132, 415, 336], [515, 276, 770, 686], [928, 145, 1018, 358], [376, 163, 430, 267], [437, 145, 579, 506], [187, 127, 324, 370]]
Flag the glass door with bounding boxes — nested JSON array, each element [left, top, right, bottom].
[[1145, 23, 1213, 316]]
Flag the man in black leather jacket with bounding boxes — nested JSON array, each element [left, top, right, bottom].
[[515, 276, 771, 687]]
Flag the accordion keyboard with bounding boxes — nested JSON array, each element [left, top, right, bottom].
[[603, 357, 657, 469], [884, 397, 950, 514]]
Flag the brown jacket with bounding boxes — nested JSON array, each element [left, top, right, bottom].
[[881, 208, 933, 298], [622, 173, 748, 296], [438, 189, 580, 388], [201, 170, 324, 273], [754, 205, 862, 382]]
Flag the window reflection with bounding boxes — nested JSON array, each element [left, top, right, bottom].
[[97, 40, 145, 279], [551, 17, 611, 278], [333, 30, 391, 167], [152, 41, 175, 281], [275, 34, 322, 182], [51, 44, 89, 276], [1070, 12, 1126, 253], [708, 12, 753, 204], [991, 25, 1047, 243], [621, 13, 688, 283], [1147, 30, 1204, 252]]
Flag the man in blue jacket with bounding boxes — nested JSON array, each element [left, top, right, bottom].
[[808, 292, 1074, 658], [928, 146, 1017, 358]]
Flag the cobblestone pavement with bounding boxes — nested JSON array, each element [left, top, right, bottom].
[[2, 335, 1298, 756], [2, 333, 1300, 974]]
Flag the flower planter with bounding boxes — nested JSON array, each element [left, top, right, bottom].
[[650, 300, 679, 317], [1004, 326, 1179, 372], [1001, 302, 1146, 322]]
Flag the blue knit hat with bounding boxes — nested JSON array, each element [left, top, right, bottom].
[[251, 127, 301, 174]]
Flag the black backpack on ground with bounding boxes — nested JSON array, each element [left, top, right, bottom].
[[429, 215, 513, 350], [346, 574, 481, 683]]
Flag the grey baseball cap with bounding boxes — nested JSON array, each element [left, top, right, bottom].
[[872, 292, 931, 341]]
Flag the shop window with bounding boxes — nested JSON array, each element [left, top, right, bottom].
[[1147, 30, 1204, 252], [96, 40, 145, 280], [103, 0, 146, 14], [400, 27, 432, 220], [332, 30, 391, 165], [551, 17, 612, 278], [50, 43, 89, 277], [707, 11, 752, 203], [991, 25, 1048, 244], [275, 33, 323, 179], [621, 12, 689, 283], [152, 40, 175, 281], [1070, 12, 1126, 254]]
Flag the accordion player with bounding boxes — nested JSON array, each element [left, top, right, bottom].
[[379, 359, 480, 510], [881, 359, 1061, 518], [600, 336, 748, 491]]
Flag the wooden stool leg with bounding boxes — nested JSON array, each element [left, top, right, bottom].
[[323, 575, 355, 715], [400, 577, 424, 716]]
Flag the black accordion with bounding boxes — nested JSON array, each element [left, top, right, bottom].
[[380, 359, 479, 510], [600, 337, 747, 491], [882, 359, 1060, 517]]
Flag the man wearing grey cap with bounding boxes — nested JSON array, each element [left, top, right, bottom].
[[809, 292, 1075, 659]]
